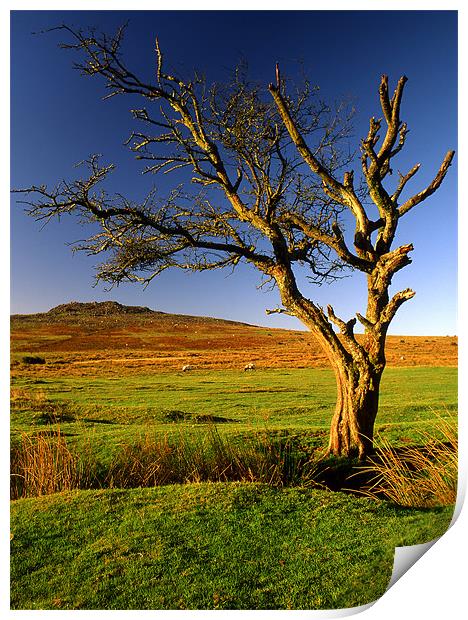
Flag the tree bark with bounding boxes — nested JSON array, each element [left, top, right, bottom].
[[272, 267, 384, 461], [327, 359, 382, 460]]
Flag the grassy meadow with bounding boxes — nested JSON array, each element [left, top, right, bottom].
[[11, 367, 457, 462], [10, 304, 458, 609], [11, 484, 453, 610]]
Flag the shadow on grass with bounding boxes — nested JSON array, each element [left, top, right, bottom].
[[163, 410, 237, 424], [84, 418, 116, 425]]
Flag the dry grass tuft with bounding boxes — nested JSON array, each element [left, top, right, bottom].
[[10, 430, 95, 500], [10, 426, 320, 499], [106, 427, 318, 489], [357, 416, 457, 508]]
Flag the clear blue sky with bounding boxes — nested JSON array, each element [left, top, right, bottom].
[[10, 10, 457, 335]]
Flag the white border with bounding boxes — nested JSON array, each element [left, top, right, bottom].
[[4, 2, 465, 618]]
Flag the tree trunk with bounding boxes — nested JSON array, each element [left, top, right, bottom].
[[273, 272, 386, 461], [327, 360, 382, 460]]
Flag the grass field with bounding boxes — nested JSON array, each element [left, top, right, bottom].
[[11, 367, 457, 462], [11, 484, 453, 610], [10, 303, 458, 610]]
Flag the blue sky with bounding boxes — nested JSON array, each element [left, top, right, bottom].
[[10, 10, 457, 334]]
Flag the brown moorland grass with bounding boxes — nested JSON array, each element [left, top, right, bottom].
[[10, 429, 96, 499], [10, 303, 458, 378], [354, 416, 458, 508], [10, 425, 319, 499]]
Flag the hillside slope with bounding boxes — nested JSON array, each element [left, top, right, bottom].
[[11, 301, 458, 374]]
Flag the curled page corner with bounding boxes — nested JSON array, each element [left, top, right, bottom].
[[386, 538, 439, 591], [386, 485, 465, 593], [330, 601, 375, 617]]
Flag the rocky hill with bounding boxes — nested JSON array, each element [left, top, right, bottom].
[[45, 301, 157, 317], [11, 301, 252, 328]]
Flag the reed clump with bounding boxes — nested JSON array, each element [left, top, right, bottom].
[[10, 429, 95, 499], [105, 427, 318, 489], [357, 416, 457, 508], [11, 426, 319, 499]]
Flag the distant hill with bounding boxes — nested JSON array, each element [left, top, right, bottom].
[[11, 301, 253, 328], [10, 300, 457, 373], [46, 301, 158, 317]]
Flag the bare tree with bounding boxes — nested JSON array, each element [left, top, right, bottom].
[[15, 26, 455, 459]]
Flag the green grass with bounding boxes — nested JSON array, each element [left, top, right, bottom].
[[10, 482, 453, 610], [11, 367, 457, 463]]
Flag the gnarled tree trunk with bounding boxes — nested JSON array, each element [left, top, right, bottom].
[[327, 359, 382, 459], [275, 269, 388, 461]]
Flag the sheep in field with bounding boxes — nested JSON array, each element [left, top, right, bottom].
[[244, 362, 255, 371], [182, 364, 193, 372]]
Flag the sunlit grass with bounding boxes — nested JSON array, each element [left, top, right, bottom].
[[11, 368, 457, 458], [356, 415, 457, 508], [10, 366, 457, 610], [10, 483, 453, 610]]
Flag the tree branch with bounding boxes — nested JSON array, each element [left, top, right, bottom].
[[391, 163, 421, 203], [268, 77, 370, 237], [279, 212, 372, 272], [398, 151, 455, 216], [265, 306, 295, 316], [327, 304, 368, 363], [356, 312, 375, 331], [378, 288, 416, 327]]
